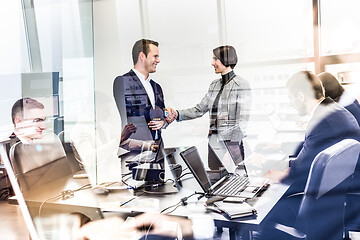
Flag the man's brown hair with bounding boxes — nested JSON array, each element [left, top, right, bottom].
[[132, 39, 159, 65], [286, 71, 325, 100], [11, 98, 44, 124]]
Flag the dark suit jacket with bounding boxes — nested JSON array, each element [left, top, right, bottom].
[[283, 97, 360, 195], [113, 69, 165, 140], [259, 98, 360, 240], [344, 99, 360, 127]]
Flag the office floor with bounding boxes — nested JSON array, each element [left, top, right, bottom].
[[0, 201, 28, 240]]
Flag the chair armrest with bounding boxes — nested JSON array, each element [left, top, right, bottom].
[[286, 192, 305, 199], [274, 223, 306, 239], [346, 192, 360, 196]]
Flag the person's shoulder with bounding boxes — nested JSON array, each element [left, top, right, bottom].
[[318, 100, 358, 128], [210, 78, 221, 86], [114, 70, 134, 81], [233, 75, 251, 88], [354, 98, 360, 108]]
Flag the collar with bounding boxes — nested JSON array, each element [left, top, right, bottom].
[[309, 98, 325, 119], [338, 90, 355, 107], [16, 134, 32, 144], [221, 70, 235, 86], [132, 68, 151, 82]]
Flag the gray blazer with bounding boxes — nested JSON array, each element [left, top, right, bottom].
[[177, 75, 251, 141]]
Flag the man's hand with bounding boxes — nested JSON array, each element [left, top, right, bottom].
[[121, 124, 137, 143], [164, 107, 178, 124], [74, 213, 194, 240], [148, 120, 165, 130], [75, 217, 139, 240], [150, 143, 159, 152], [254, 142, 281, 153], [131, 213, 194, 238], [263, 168, 289, 183]]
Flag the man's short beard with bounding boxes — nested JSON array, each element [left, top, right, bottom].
[[296, 103, 307, 116]]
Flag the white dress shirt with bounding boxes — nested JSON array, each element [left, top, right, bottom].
[[132, 68, 155, 108]]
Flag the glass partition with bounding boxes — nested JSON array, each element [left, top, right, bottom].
[[225, 0, 314, 63], [2, 0, 360, 238]]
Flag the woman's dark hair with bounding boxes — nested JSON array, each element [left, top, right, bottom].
[[213, 45, 238, 69], [317, 72, 344, 102]]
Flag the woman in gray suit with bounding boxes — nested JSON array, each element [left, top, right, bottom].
[[166, 46, 252, 165]]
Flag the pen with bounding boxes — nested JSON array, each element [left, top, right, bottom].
[[111, 186, 134, 190], [120, 197, 136, 207]]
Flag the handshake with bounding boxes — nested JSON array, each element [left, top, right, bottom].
[[164, 107, 178, 124], [146, 107, 178, 131]]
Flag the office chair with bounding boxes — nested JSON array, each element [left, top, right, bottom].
[[344, 172, 360, 239], [9, 134, 74, 192], [272, 139, 360, 240], [57, 130, 83, 171]]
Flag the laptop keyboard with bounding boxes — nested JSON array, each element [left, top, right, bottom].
[[126, 151, 156, 163], [214, 175, 250, 196]]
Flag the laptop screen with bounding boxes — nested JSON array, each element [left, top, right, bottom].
[[208, 135, 237, 174], [152, 139, 176, 163], [224, 141, 243, 165], [180, 146, 212, 192]]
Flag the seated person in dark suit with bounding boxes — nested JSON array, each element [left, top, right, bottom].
[[317, 73, 360, 229], [258, 71, 360, 240]]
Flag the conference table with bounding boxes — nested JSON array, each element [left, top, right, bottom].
[[15, 140, 290, 240]]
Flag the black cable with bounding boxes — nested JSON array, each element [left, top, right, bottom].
[[160, 201, 181, 214], [160, 192, 204, 214], [121, 175, 133, 187], [122, 172, 132, 177], [177, 172, 192, 181], [160, 203, 182, 214]]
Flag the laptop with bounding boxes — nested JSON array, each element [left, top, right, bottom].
[[268, 110, 305, 132], [180, 146, 270, 199]]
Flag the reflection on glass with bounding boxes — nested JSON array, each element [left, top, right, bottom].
[[225, 0, 313, 62], [325, 62, 360, 100], [320, 0, 360, 55]]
